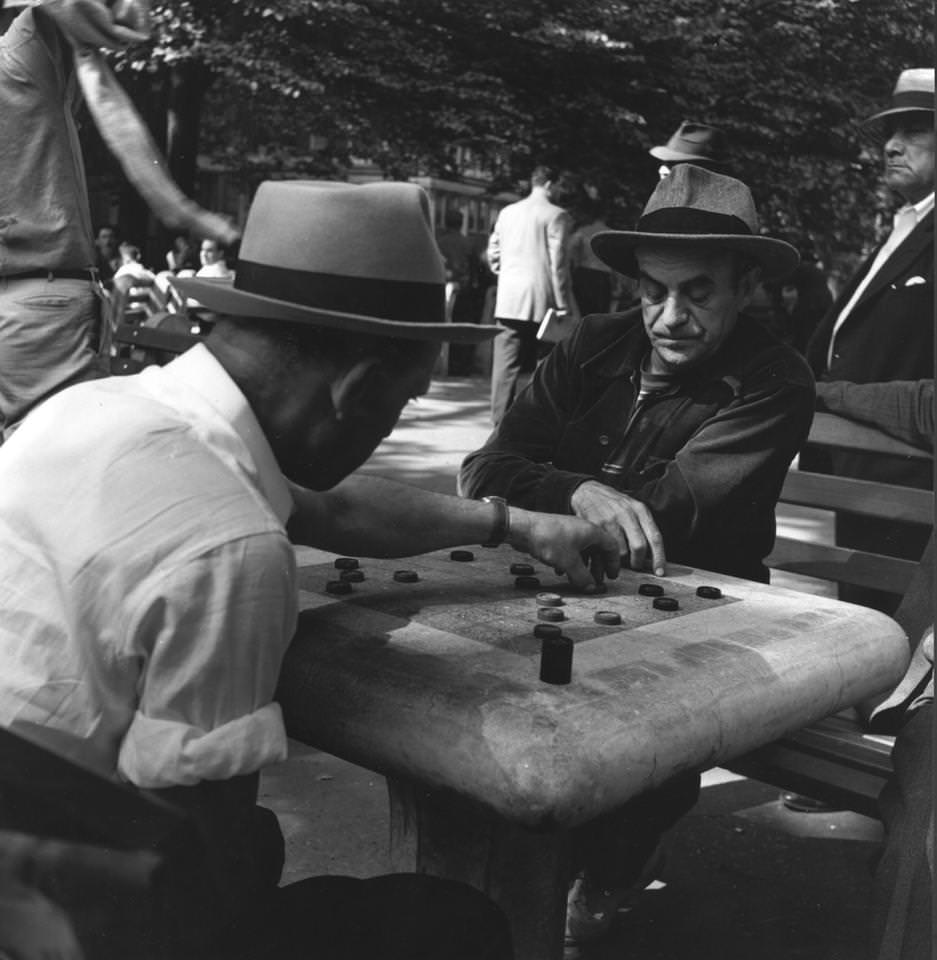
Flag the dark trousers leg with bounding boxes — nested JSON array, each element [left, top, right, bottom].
[[573, 774, 701, 890], [490, 318, 540, 427], [869, 703, 933, 960]]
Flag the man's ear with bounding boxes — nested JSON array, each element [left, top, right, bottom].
[[330, 356, 383, 421], [737, 265, 762, 308]]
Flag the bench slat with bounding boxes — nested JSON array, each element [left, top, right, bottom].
[[766, 539, 917, 595], [726, 744, 888, 820], [781, 470, 933, 525]]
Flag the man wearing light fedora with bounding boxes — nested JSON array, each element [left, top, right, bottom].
[[0, 180, 624, 958], [461, 164, 814, 949], [649, 120, 729, 180], [805, 67, 934, 615]]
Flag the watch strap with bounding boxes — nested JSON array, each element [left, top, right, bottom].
[[481, 496, 510, 547]]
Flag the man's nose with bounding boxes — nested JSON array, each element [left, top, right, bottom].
[[658, 295, 690, 329], [884, 132, 906, 156]]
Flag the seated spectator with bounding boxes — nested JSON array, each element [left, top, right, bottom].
[[810, 375, 933, 959], [93, 224, 121, 283], [196, 237, 234, 278], [0, 179, 623, 959], [113, 241, 156, 285], [165, 233, 197, 273], [868, 623, 933, 960], [460, 164, 815, 950]]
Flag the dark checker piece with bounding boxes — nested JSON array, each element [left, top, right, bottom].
[[326, 580, 353, 595], [638, 583, 664, 597], [534, 623, 563, 640], [450, 550, 475, 562], [510, 562, 535, 576], [537, 607, 566, 623], [696, 585, 723, 600], [340, 569, 365, 583], [594, 610, 622, 626], [334, 557, 359, 570], [515, 575, 541, 590], [540, 633, 573, 685], [653, 596, 679, 612], [393, 570, 420, 583]]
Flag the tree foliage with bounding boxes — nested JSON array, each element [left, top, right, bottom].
[[102, 0, 933, 266]]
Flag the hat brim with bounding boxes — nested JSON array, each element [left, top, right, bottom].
[[861, 104, 935, 137], [591, 231, 800, 282], [648, 146, 727, 165], [172, 278, 500, 344]]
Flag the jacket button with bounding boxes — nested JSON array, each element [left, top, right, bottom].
[[833, 352, 841, 360], [598, 435, 610, 446]]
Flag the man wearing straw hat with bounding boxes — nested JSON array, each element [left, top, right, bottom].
[[0, 179, 624, 958], [461, 164, 814, 949], [805, 67, 934, 615]]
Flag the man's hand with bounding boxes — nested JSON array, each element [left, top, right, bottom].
[[569, 481, 666, 576], [506, 509, 621, 591], [41, 0, 150, 50]]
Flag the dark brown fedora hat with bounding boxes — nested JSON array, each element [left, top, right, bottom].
[[591, 165, 799, 282], [649, 121, 728, 166], [173, 180, 498, 343]]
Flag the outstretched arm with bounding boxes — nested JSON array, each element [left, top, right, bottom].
[[287, 475, 621, 591], [815, 379, 934, 451]]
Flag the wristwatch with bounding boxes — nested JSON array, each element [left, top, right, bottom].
[[481, 496, 511, 548]]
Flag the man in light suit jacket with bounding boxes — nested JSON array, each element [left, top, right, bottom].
[[805, 68, 934, 613], [487, 165, 577, 425]]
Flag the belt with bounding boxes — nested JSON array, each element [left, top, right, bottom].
[[4, 268, 95, 282]]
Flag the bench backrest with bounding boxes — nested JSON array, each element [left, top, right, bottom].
[[766, 412, 933, 598], [726, 412, 933, 817]]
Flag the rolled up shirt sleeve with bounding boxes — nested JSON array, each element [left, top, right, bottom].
[[117, 533, 296, 789]]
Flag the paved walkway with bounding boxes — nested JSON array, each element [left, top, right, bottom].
[[264, 374, 875, 960]]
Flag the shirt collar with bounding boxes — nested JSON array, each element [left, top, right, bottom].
[[903, 191, 934, 222], [160, 344, 294, 525]]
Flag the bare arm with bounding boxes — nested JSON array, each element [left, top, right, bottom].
[[287, 475, 621, 590]]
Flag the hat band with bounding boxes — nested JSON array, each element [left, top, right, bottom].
[[888, 90, 935, 112], [637, 208, 753, 236], [235, 260, 445, 325]]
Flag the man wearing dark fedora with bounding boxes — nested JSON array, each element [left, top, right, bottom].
[[0, 180, 623, 958], [460, 163, 814, 949], [805, 67, 934, 615], [649, 120, 729, 180]]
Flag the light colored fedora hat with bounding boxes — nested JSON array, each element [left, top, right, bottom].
[[649, 121, 728, 166], [864, 68, 935, 128], [173, 180, 497, 343], [591, 164, 799, 282]]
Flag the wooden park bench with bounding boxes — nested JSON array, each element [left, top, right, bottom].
[[725, 412, 933, 819]]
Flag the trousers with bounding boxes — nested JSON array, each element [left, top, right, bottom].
[[490, 317, 550, 426], [0, 275, 100, 438]]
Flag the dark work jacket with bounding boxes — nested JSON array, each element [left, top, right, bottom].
[[804, 210, 934, 490], [461, 310, 815, 582]]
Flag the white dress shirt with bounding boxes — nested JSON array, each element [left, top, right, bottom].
[[827, 192, 935, 366], [0, 344, 296, 788]]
